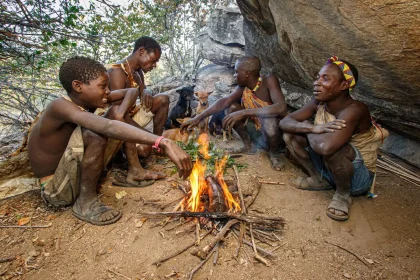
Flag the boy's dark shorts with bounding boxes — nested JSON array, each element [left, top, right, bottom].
[[307, 145, 374, 196]]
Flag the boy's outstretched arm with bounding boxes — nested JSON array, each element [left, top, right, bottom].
[[51, 99, 193, 179]]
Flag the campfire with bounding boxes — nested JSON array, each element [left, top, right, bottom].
[[187, 134, 241, 214], [139, 134, 285, 279]]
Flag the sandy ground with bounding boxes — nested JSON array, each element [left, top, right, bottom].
[[0, 137, 419, 280]]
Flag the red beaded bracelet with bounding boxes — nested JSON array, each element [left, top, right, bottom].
[[152, 136, 165, 152]]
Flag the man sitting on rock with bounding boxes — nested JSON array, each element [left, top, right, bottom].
[[107, 36, 170, 183], [280, 56, 388, 221], [181, 55, 288, 171]]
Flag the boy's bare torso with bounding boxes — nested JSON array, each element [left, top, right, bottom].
[[28, 99, 80, 178]]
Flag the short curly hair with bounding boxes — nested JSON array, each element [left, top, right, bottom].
[[133, 36, 161, 54], [59, 56, 106, 93], [236, 56, 261, 73]]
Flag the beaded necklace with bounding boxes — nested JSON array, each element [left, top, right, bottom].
[[251, 76, 262, 92]]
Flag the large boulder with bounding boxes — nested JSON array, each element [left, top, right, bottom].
[[198, 6, 245, 66], [236, 0, 420, 166]]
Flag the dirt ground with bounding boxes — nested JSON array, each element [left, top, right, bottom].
[[0, 137, 419, 280]]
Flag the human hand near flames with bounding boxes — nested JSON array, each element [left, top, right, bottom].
[[180, 115, 201, 133], [159, 138, 193, 180], [222, 111, 245, 130]]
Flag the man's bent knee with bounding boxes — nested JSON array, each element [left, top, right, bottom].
[[153, 94, 169, 107], [227, 103, 243, 114]]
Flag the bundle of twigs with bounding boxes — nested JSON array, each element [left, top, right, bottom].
[[142, 165, 283, 279], [377, 155, 420, 187]]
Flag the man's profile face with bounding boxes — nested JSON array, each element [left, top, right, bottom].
[[313, 64, 344, 102], [138, 48, 161, 73], [234, 62, 247, 87]]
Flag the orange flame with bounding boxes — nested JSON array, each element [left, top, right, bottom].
[[198, 133, 211, 160], [215, 155, 241, 213], [187, 158, 207, 212]]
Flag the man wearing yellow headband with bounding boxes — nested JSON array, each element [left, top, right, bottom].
[[280, 57, 387, 221]]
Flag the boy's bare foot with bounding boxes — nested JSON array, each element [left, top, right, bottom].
[[72, 198, 121, 226]]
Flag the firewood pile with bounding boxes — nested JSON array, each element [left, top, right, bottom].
[[137, 135, 285, 279]]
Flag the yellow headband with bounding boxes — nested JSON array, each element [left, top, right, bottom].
[[326, 56, 356, 91]]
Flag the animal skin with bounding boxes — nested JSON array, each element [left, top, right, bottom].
[[195, 91, 212, 134], [165, 85, 195, 129]]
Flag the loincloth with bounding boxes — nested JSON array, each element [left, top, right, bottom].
[[38, 126, 84, 206]]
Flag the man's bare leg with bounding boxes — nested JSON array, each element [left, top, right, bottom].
[[261, 117, 285, 171], [73, 128, 121, 224], [283, 133, 329, 187], [136, 94, 169, 158], [323, 144, 355, 219], [227, 103, 255, 153], [105, 106, 165, 182]]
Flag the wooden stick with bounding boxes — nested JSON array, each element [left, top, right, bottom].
[[325, 240, 370, 267], [0, 256, 15, 263], [107, 268, 132, 280], [232, 230, 275, 257], [250, 224, 270, 266], [380, 157, 419, 178], [258, 180, 285, 185], [233, 165, 247, 258], [233, 165, 246, 213], [191, 219, 239, 259], [377, 161, 420, 182], [245, 179, 262, 209], [160, 196, 185, 210], [0, 224, 52, 229], [213, 242, 220, 265], [139, 211, 284, 229], [188, 245, 218, 280], [152, 231, 211, 266]]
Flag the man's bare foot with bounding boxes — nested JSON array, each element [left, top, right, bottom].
[[226, 144, 257, 155], [127, 168, 166, 182], [72, 197, 121, 226], [269, 153, 285, 171], [326, 193, 352, 221]]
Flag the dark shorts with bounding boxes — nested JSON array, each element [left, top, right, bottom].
[[307, 145, 374, 196], [245, 120, 270, 151]]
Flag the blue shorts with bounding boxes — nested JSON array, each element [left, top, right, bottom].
[[307, 145, 374, 196]]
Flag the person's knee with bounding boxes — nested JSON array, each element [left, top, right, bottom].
[[283, 133, 294, 146], [324, 144, 355, 163], [154, 94, 169, 108], [83, 129, 107, 152], [137, 144, 152, 158], [227, 103, 242, 114], [262, 118, 280, 138]]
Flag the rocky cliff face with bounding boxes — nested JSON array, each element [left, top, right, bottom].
[[236, 0, 420, 166], [197, 6, 245, 66]]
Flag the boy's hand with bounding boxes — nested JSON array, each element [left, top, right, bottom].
[[311, 119, 346, 134], [141, 89, 153, 111], [180, 116, 201, 133], [160, 139, 193, 180]]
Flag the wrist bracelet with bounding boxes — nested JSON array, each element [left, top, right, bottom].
[[152, 136, 165, 152]]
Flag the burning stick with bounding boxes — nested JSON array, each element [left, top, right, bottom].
[[191, 219, 239, 259]]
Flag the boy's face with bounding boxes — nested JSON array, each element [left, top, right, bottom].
[[234, 62, 247, 86], [313, 64, 347, 102], [138, 48, 161, 73], [78, 72, 110, 109]]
